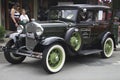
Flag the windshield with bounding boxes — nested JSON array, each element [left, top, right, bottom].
[[48, 9, 78, 21]]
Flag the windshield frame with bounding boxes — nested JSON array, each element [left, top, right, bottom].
[[48, 8, 78, 22]]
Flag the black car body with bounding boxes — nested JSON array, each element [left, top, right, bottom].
[[3, 4, 115, 74]]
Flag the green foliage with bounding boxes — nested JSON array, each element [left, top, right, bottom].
[[0, 26, 5, 39]]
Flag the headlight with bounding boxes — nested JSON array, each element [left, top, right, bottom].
[[17, 25, 24, 33], [33, 22, 44, 37], [36, 27, 44, 37]]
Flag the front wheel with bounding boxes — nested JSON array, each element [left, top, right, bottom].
[[101, 37, 114, 58], [42, 44, 66, 74], [4, 39, 26, 64]]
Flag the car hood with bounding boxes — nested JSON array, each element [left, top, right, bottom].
[[26, 20, 74, 37], [34, 20, 69, 28]]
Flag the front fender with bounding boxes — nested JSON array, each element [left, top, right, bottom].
[[41, 37, 65, 46], [39, 37, 75, 56], [9, 33, 20, 42], [9, 33, 26, 43]]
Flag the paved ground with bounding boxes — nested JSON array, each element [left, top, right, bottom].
[[0, 49, 120, 80], [0, 36, 120, 80]]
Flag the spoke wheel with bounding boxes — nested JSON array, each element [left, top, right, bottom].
[[70, 32, 81, 51], [101, 37, 114, 58], [48, 48, 63, 69], [42, 44, 65, 74]]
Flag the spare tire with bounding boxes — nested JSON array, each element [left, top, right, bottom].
[[65, 28, 82, 52]]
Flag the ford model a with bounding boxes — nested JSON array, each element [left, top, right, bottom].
[[3, 4, 115, 73]]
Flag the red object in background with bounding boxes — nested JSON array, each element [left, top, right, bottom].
[[107, 11, 112, 20], [98, 0, 112, 3]]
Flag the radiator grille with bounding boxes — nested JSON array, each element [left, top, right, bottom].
[[26, 23, 37, 50]]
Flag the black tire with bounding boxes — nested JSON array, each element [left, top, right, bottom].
[[42, 44, 66, 74], [101, 37, 114, 58], [4, 39, 26, 64], [65, 28, 82, 52]]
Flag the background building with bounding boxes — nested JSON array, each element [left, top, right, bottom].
[[1, 0, 98, 30], [0, 0, 1, 26], [1, 0, 35, 29], [1, 0, 119, 30]]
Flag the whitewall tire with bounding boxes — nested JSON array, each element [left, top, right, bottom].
[[42, 44, 66, 73], [101, 37, 114, 58]]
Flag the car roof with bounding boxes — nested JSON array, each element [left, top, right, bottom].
[[51, 4, 110, 10]]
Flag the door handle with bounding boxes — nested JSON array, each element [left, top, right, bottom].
[[93, 23, 99, 26]]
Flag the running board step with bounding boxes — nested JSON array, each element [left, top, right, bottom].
[[79, 49, 102, 55]]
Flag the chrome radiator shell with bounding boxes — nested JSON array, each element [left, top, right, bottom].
[[25, 23, 38, 50]]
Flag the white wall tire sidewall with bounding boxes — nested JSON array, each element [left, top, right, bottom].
[[46, 45, 65, 73], [103, 38, 114, 58]]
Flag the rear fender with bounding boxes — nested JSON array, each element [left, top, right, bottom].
[[101, 32, 115, 48]]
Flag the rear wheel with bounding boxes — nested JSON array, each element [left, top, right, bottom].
[[42, 44, 66, 74], [4, 39, 26, 64], [101, 37, 114, 58]]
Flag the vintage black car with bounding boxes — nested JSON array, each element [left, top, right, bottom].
[[3, 4, 115, 74]]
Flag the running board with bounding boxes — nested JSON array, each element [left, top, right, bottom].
[[79, 49, 102, 55]]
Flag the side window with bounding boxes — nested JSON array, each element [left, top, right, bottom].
[[78, 10, 94, 22], [95, 10, 107, 21], [48, 10, 59, 20], [78, 11, 87, 21], [86, 11, 94, 22]]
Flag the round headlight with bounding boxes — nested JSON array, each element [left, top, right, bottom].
[[36, 27, 43, 37], [17, 25, 24, 33], [32, 22, 44, 37]]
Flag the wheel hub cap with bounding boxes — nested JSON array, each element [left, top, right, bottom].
[[105, 40, 112, 54], [49, 53, 59, 64], [70, 32, 81, 51], [48, 48, 63, 69]]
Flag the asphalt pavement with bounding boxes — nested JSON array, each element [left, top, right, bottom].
[[0, 37, 120, 80], [0, 45, 120, 80]]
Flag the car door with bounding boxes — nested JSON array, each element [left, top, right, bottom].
[[77, 10, 95, 49], [91, 9, 111, 48]]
